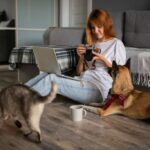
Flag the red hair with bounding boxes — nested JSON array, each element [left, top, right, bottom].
[[86, 9, 116, 44]]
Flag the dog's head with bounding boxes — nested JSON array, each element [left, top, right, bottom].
[[111, 59, 134, 94]]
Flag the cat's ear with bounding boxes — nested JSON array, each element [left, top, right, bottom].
[[125, 58, 130, 70]]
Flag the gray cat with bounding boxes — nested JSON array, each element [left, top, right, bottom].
[[0, 81, 57, 142]]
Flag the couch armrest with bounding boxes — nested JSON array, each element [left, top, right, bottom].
[[43, 27, 85, 46]]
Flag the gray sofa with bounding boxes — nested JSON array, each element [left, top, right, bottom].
[[43, 10, 150, 91], [43, 27, 85, 46]]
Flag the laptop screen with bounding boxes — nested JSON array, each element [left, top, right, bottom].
[[33, 46, 62, 75]]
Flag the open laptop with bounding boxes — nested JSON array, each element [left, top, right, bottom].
[[33, 46, 62, 75], [32, 46, 81, 81]]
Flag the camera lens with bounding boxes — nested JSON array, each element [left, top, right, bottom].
[[85, 47, 93, 61]]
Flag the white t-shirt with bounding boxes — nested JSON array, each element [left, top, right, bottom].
[[80, 38, 126, 101]]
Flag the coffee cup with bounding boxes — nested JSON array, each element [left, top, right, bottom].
[[70, 105, 87, 121]]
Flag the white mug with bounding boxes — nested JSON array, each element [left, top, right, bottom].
[[70, 105, 87, 121]]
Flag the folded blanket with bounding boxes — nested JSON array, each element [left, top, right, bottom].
[[126, 47, 150, 87]]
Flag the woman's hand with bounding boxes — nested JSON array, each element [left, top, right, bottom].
[[92, 51, 104, 62], [92, 51, 112, 68], [76, 44, 86, 58], [76, 44, 87, 75]]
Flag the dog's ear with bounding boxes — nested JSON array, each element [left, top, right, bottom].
[[111, 60, 119, 77], [112, 60, 118, 71], [108, 67, 112, 76], [125, 58, 131, 70]]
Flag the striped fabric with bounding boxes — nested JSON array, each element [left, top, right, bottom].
[[9, 46, 78, 73]]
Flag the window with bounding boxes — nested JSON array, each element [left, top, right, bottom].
[[60, 0, 92, 27], [0, 0, 58, 47], [0, 0, 92, 47]]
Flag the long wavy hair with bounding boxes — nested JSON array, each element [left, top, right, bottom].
[[86, 9, 116, 44]]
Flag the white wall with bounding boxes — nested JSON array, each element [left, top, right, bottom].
[[60, 0, 92, 27], [60, 0, 70, 27]]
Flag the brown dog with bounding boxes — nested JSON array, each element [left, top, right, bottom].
[[84, 59, 150, 119]]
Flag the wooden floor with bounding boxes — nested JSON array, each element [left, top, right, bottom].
[[0, 66, 150, 150]]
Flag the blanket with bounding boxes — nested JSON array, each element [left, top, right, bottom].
[[126, 47, 150, 87]]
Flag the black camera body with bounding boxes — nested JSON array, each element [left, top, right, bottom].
[[85, 46, 101, 61], [85, 47, 93, 61]]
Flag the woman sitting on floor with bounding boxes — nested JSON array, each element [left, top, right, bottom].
[[25, 9, 126, 104]]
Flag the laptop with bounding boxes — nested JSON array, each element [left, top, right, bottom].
[[33, 46, 62, 75], [32, 46, 81, 81]]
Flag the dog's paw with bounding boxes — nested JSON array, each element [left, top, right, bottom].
[[97, 108, 104, 116]]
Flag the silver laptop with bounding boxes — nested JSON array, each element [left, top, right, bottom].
[[33, 46, 62, 75], [32, 46, 81, 81]]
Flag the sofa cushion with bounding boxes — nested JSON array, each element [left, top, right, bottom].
[[124, 11, 150, 48], [109, 11, 124, 40]]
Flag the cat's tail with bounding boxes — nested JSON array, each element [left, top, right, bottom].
[[41, 81, 58, 104]]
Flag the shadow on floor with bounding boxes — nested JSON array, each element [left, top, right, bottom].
[[0, 67, 18, 90]]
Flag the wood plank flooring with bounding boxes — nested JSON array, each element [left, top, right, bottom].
[[0, 67, 150, 150]]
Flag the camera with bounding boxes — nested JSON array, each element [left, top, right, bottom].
[[85, 47, 93, 61]]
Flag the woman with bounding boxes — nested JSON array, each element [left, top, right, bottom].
[[25, 9, 126, 104]]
